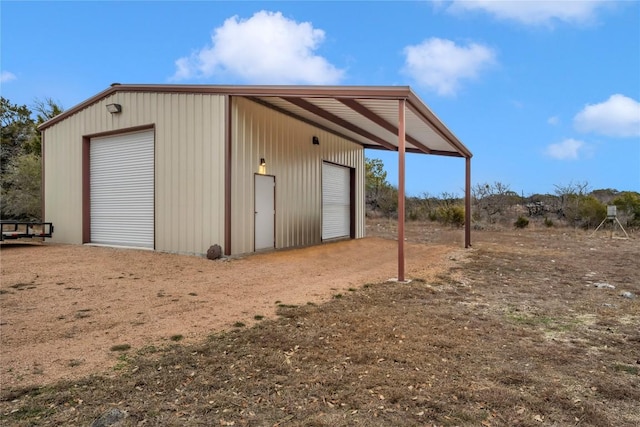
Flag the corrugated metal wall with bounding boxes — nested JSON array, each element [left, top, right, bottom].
[[230, 97, 365, 254], [43, 92, 226, 255], [44, 121, 84, 243], [44, 92, 364, 256]]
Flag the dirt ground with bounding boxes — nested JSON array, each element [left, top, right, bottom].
[[0, 228, 460, 389], [1, 220, 638, 426]]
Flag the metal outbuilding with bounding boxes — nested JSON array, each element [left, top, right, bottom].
[[39, 84, 472, 281]]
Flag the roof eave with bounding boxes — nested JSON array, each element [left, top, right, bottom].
[[37, 84, 472, 161], [38, 85, 119, 131], [407, 89, 472, 159], [38, 84, 415, 131]]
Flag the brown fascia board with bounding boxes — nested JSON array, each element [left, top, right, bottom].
[[364, 144, 463, 158], [101, 84, 413, 99], [38, 84, 414, 131], [38, 84, 470, 159], [428, 149, 465, 158], [363, 144, 426, 155]]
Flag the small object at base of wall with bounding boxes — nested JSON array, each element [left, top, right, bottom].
[[207, 244, 223, 260]]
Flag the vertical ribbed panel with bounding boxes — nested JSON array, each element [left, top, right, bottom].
[[43, 92, 226, 255], [43, 91, 364, 256], [43, 119, 84, 243], [231, 97, 364, 254]]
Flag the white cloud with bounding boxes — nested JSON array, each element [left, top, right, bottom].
[[547, 116, 560, 125], [447, 0, 610, 26], [171, 10, 344, 84], [574, 94, 640, 138], [402, 38, 496, 96], [1, 71, 16, 83], [545, 138, 585, 160]]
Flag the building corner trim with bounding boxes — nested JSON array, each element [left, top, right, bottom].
[[224, 95, 232, 255]]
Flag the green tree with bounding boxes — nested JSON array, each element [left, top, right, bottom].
[[29, 98, 64, 155], [365, 158, 387, 199], [1, 153, 42, 220], [1, 97, 63, 219], [613, 191, 640, 227], [365, 157, 397, 216], [1, 97, 36, 173], [578, 195, 606, 229]]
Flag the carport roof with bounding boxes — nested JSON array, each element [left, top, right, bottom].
[[38, 84, 472, 159]]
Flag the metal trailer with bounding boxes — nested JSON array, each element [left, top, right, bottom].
[[0, 221, 54, 241]]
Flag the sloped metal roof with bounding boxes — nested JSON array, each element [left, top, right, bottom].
[[39, 84, 471, 158]]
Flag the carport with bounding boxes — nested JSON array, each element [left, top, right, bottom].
[[39, 84, 471, 280], [237, 85, 472, 281]]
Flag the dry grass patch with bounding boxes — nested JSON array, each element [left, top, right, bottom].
[[1, 224, 638, 426]]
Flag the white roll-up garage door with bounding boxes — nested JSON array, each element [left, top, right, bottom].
[[90, 130, 154, 248], [322, 162, 350, 240]]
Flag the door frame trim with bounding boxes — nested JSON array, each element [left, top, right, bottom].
[[82, 125, 155, 245], [321, 161, 355, 240]]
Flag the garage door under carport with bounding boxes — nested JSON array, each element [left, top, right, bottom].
[[88, 130, 154, 248]]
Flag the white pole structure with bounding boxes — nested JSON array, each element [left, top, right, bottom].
[[398, 99, 406, 282]]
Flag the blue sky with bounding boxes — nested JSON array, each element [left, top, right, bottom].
[[2, 1, 639, 197]]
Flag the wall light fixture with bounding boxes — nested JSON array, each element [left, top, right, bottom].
[[106, 103, 122, 114]]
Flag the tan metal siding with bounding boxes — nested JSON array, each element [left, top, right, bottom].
[[44, 122, 84, 243], [43, 92, 226, 255], [231, 97, 364, 255]]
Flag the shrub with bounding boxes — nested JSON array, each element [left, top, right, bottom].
[[578, 196, 606, 229], [544, 217, 554, 227], [436, 205, 465, 227], [110, 344, 131, 352], [514, 216, 529, 229], [613, 192, 640, 227], [450, 206, 465, 227]]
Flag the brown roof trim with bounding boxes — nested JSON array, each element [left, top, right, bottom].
[[362, 144, 430, 156], [37, 84, 471, 159], [39, 85, 117, 130], [429, 149, 465, 158], [103, 84, 413, 98], [38, 84, 413, 131]]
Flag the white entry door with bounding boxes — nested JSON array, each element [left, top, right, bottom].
[[255, 174, 275, 250]]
